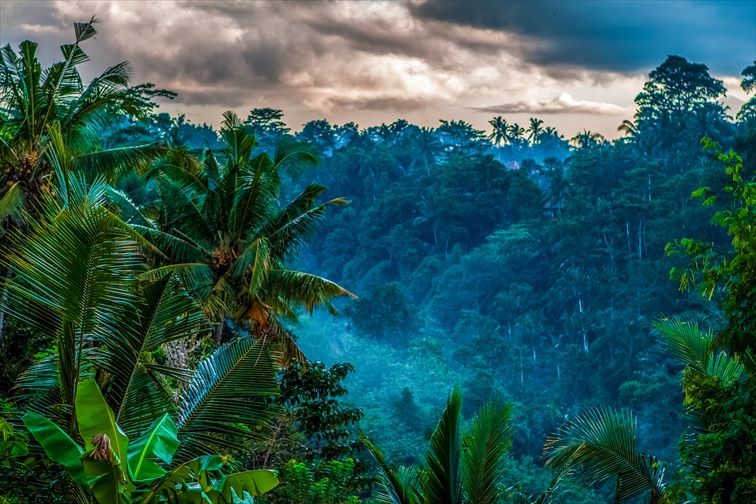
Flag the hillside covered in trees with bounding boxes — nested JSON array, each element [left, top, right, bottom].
[[0, 15, 755, 504]]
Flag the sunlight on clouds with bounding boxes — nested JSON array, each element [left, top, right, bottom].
[[1, 0, 745, 137]]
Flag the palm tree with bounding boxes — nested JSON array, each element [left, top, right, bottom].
[[508, 123, 526, 142], [542, 126, 560, 138], [617, 119, 638, 137], [570, 130, 605, 149], [133, 112, 354, 361], [543, 407, 667, 503], [364, 388, 513, 504], [487, 116, 509, 161], [2, 179, 280, 493], [0, 17, 168, 228], [527, 117, 544, 146]]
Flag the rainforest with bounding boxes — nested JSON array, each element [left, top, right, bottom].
[[1, 2, 755, 504]]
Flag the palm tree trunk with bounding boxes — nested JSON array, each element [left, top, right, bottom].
[[0, 266, 9, 343], [213, 321, 224, 346]]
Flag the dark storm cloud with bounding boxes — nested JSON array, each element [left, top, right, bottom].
[[242, 41, 286, 83], [410, 0, 756, 74]]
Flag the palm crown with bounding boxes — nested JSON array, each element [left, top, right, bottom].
[[0, 17, 171, 227], [134, 111, 354, 360]]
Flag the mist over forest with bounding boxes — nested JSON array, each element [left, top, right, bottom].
[[1, 3, 755, 504]]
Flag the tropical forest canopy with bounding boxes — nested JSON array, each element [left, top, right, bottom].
[[0, 18, 755, 504]]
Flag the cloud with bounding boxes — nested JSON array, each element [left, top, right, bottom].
[[0, 0, 749, 138], [319, 95, 430, 113], [410, 0, 756, 75], [473, 93, 626, 116]]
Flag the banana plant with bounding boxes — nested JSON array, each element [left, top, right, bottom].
[[22, 378, 278, 503]]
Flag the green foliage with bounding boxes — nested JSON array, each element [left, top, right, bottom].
[[635, 56, 726, 121], [277, 361, 363, 461], [0, 17, 170, 228], [3, 20, 756, 504], [261, 458, 361, 504], [175, 335, 278, 463], [345, 282, 416, 342], [655, 318, 755, 503], [134, 111, 353, 360], [365, 388, 513, 504], [660, 140, 756, 503], [667, 140, 756, 354], [22, 378, 279, 503], [543, 407, 667, 503]]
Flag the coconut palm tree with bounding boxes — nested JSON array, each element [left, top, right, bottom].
[[132, 111, 354, 361], [364, 388, 513, 504], [2, 178, 280, 501], [0, 17, 169, 228], [617, 119, 638, 137], [527, 117, 544, 146], [415, 126, 440, 176], [570, 130, 605, 149], [487, 116, 508, 161]]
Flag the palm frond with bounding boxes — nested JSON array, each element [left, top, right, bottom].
[[264, 269, 355, 313], [229, 154, 277, 241], [263, 183, 347, 260], [133, 225, 207, 263], [363, 435, 422, 504], [174, 337, 278, 463], [230, 237, 269, 293], [462, 401, 513, 504], [543, 407, 666, 503], [271, 136, 318, 174], [61, 61, 132, 132], [424, 388, 464, 504], [1, 179, 141, 340], [259, 318, 304, 365], [150, 155, 207, 196], [153, 174, 214, 241], [655, 317, 744, 385], [0, 181, 26, 224], [73, 143, 166, 179], [88, 276, 210, 437], [2, 185, 143, 407], [654, 318, 714, 370]]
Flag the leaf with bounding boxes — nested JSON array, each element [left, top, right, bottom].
[[363, 435, 421, 504], [22, 411, 86, 484], [213, 469, 279, 499], [462, 402, 513, 504], [230, 237, 269, 294], [424, 388, 463, 504], [0, 182, 26, 223], [174, 338, 278, 463], [75, 378, 130, 470], [543, 407, 666, 503], [127, 413, 179, 483]]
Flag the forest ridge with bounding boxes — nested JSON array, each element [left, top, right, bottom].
[[0, 16, 755, 504]]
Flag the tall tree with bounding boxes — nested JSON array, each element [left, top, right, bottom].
[[136, 112, 354, 360], [487, 116, 509, 161], [635, 55, 725, 123], [0, 17, 170, 227], [527, 117, 544, 145]]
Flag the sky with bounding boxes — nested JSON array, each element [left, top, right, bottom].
[[1, 0, 754, 138]]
